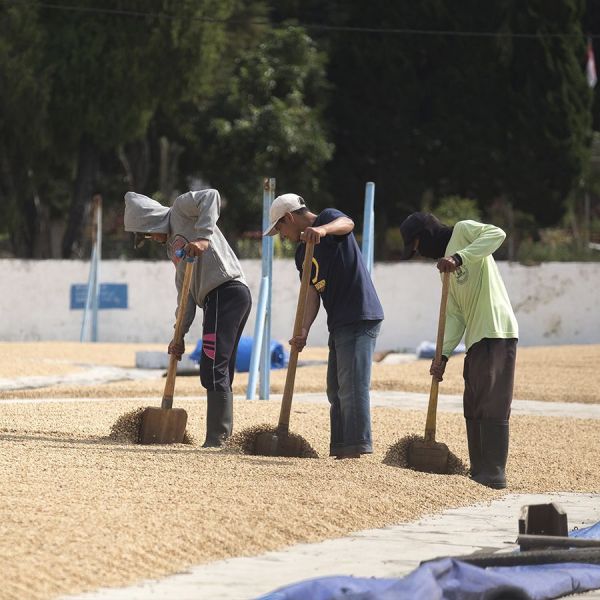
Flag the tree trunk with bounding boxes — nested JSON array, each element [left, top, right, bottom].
[[0, 143, 37, 257], [32, 186, 52, 259], [159, 136, 183, 201], [118, 138, 150, 191], [62, 134, 99, 258]]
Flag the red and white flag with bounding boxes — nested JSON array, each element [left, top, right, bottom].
[[587, 38, 597, 88]]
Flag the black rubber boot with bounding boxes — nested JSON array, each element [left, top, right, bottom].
[[465, 418, 482, 479], [202, 391, 233, 448], [473, 419, 509, 490]]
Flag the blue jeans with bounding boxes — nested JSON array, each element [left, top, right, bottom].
[[327, 320, 381, 456]]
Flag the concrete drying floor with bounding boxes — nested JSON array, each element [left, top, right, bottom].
[[2, 342, 600, 403], [1, 342, 599, 600], [65, 492, 600, 600]]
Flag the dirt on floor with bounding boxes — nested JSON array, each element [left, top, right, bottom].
[[0, 396, 599, 600], [1, 342, 599, 404]]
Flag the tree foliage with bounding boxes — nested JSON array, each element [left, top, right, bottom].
[[320, 0, 591, 230], [0, 2, 50, 256], [433, 196, 481, 226], [187, 25, 333, 233], [502, 0, 591, 225], [0, 0, 596, 258]]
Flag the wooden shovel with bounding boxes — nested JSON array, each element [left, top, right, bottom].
[[408, 271, 451, 473], [253, 240, 315, 456], [139, 254, 193, 444]]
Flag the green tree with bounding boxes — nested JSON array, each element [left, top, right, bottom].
[[41, 0, 236, 257], [185, 25, 333, 234], [502, 0, 591, 226], [0, 0, 241, 257], [0, 2, 50, 257], [319, 1, 591, 235]]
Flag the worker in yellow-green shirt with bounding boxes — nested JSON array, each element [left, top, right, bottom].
[[400, 213, 518, 489]]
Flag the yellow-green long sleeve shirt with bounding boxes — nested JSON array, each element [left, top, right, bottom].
[[442, 220, 519, 357]]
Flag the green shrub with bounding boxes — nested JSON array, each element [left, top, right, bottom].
[[385, 227, 404, 254], [434, 196, 481, 226], [273, 236, 297, 258], [517, 228, 600, 263]]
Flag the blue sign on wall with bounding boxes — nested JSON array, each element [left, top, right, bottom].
[[70, 283, 128, 310]]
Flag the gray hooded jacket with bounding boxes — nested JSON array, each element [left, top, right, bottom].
[[124, 189, 247, 336]]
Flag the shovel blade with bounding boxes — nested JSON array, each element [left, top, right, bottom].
[[408, 439, 450, 474], [139, 407, 188, 444], [253, 431, 305, 457], [253, 431, 279, 456]]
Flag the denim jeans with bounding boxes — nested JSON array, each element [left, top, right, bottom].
[[327, 319, 381, 456]]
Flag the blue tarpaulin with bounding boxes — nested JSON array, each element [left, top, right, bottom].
[[257, 522, 600, 600], [416, 341, 466, 359], [571, 521, 600, 539], [257, 559, 600, 600]]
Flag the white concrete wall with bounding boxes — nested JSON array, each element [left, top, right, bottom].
[[1, 259, 598, 350]]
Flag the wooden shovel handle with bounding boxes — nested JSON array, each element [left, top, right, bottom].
[[162, 259, 195, 409], [278, 240, 315, 432], [424, 271, 450, 442]]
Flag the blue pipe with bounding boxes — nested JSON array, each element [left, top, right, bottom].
[[259, 178, 275, 399], [80, 244, 97, 342], [246, 276, 269, 399], [91, 200, 102, 342], [362, 181, 375, 274]]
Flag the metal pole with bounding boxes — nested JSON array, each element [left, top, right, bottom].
[[91, 195, 102, 342], [80, 196, 101, 342], [80, 244, 96, 342], [369, 200, 374, 270], [246, 276, 268, 399], [362, 182, 375, 273], [584, 190, 591, 249], [259, 177, 275, 399], [507, 201, 515, 262]]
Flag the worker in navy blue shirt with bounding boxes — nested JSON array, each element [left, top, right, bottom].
[[263, 193, 384, 459]]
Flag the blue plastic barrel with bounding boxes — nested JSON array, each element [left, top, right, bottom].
[[189, 336, 288, 372]]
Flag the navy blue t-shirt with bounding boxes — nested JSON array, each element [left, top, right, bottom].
[[295, 208, 384, 331]]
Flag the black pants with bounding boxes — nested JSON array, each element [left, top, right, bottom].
[[200, 281, 252, 392], [463, 338, 517, 421]]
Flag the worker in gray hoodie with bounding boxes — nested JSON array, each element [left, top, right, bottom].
[[124, 189, 252, 447]]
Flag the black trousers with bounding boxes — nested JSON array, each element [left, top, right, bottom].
[[199, 281, 252, 392], [463, 338, 518, 421]]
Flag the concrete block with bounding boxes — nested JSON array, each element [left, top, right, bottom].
[[135, 351, 199, 373]]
